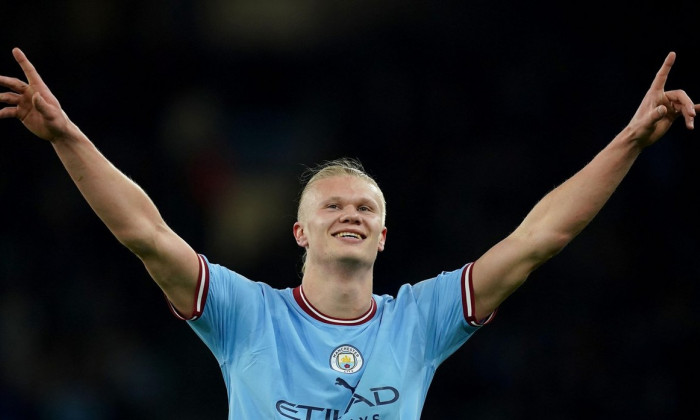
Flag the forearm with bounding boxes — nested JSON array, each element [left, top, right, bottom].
[[516, 127, 643, 259], [472, 52, 696, 320], [473, 128, 645, 315], [51, 121, 165, 255]]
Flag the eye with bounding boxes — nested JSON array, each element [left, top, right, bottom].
[[326, 203, 340, 209], [358, 205, 372, 212]]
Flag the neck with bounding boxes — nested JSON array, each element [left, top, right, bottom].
[[300, 262, 374, 319]]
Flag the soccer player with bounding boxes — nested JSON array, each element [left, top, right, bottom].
[[1, 47, 697, 419]]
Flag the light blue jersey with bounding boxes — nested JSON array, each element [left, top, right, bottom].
[[170, 255, 494, 419]]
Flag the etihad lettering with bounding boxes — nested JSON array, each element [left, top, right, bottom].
[[344, 386, 399, 412], [276, 401, 337, 420], [276, 386, 400, 419]]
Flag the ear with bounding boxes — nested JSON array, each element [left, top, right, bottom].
[[377, 226, 387, 252], [293, 222, 308, 247]]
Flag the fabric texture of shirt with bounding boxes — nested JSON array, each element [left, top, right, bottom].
[[170, 254, 493, 419]]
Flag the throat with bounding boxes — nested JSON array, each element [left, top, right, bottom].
[[300, 270, 373, 320]]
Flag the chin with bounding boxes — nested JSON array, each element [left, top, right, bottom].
[[335, 254, 375, 270]]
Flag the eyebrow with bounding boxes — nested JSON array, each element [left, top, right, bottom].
[[323, 196, 379, 207]]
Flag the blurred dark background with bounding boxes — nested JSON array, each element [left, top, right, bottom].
[[1, 1, 699, 419]]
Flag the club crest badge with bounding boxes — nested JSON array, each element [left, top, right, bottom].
[[330, 344, 363, 374]]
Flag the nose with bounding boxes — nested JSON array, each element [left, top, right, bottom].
[[339, 206, 361, 224]]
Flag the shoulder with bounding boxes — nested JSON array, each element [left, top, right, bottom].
[[391, 266, 467, 298], [202, 255, 292, 306]]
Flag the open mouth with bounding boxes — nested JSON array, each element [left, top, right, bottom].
[[333, 232, 365, 240]]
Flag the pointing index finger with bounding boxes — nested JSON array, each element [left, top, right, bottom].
[[650, 51, 676, 92], [12, 47, 45, 87]]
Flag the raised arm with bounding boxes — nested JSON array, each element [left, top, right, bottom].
[[471, 52, 699, 320], [0, 48, 200, 318]]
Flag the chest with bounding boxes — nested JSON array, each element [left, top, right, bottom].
[[232, 310, 431, 418]]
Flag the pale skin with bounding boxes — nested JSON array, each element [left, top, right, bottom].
[[293, 175, 387, 318], [1, 48, 698, 322]]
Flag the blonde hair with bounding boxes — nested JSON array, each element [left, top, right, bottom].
[[296, 157, 386, 273], [298, 158, 385, 220]]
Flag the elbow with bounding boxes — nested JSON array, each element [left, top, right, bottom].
[[119, 235, 154, 258], [115, 225, 160, 258], [535, 231, 575, 261], [519, 229, 574, 267]]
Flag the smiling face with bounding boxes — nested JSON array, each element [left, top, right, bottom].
[[294, 175, 387, 272]]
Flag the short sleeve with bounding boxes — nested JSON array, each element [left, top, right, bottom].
[[410, 262, 495, 365], [182, 255, 268, 366]]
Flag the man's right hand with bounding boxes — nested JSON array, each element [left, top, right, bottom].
[[0, 47, 71, 142]]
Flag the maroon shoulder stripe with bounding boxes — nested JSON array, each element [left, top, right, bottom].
[[168, 253, 210, 321], [460, 262, 496, 327]]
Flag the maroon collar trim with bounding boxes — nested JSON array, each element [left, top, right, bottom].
[[293, 286, 377, 325]]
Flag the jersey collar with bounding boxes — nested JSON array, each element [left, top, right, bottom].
[[293, 286, 377, 325]]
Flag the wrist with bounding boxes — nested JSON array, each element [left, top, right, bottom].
[[48, 117, 82, 144], [615, 125, 647, 154]]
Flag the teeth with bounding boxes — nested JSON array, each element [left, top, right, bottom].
[[335, 232, 362, 239]]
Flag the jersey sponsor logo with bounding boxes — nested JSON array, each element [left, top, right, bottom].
[[330, 344, 363, 374], [275, 378, 400, 419]]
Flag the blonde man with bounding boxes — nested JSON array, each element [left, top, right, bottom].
[[1, 48, 697, 419]]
